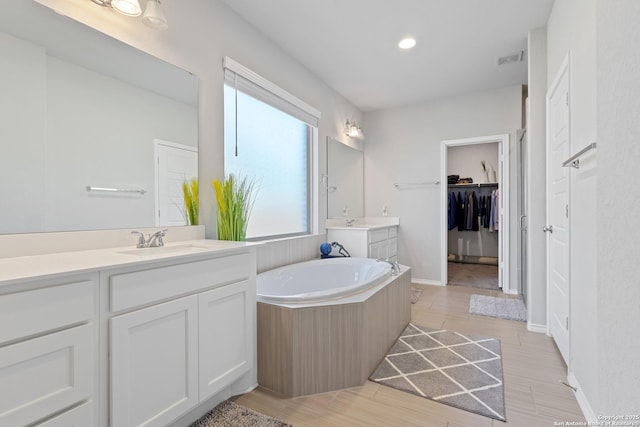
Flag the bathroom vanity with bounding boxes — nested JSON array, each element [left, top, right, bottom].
[[0, 240, 257, 427], [326, 217, 399, 261]]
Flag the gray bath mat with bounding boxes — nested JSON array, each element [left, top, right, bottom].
[[370, 323, 506, 421], [469, 294, 527, 322], [190, 400, 291, 427]]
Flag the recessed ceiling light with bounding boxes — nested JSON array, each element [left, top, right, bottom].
[[398, 38, 417, 50]]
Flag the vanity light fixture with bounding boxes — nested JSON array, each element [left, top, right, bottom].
[[345, 120, 364, 139], [142, 0, 168, 30], [89, 0, 168, 30], [111, 0, 142, 16], [398, 37, 417, 50]]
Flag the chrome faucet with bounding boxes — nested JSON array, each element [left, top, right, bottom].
[[131, 229, 168, 248], [147, 229, 168, 247], [345, 218, 357, 227], [377, 258, 401, 275]]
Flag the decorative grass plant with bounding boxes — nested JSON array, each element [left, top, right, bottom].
[[212, 174, 257, 241], [182, 178, 199, 225]]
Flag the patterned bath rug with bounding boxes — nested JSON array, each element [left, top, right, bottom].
[[370, 323, 506, 422], [411, 286, 423, 304], [469, 294, 527, 322], [190, 400, 291, 427]]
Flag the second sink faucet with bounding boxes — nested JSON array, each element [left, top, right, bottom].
[[131, 229, 168, 248], [345, 218, 357, 227]]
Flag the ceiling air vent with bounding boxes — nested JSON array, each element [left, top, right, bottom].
[[498, 50, 524, 66]]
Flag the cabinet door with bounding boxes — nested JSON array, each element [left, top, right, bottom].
[[0, 324, 92, 427], [198, 280, 253, 400], [111, 296, 198, 427]]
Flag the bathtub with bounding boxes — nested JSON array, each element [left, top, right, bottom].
[[257, 257, 391, 304], [256, 257, 411, 397]]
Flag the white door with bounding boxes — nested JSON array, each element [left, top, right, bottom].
[[546, 59, 571, 365], [155, 140, 198, 226], [198, 281, 253, 400], [111, 296, 199, 427]]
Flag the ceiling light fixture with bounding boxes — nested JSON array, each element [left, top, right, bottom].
[[111, 0, 142, 16], [143, 0, 168, 30], [398, 37, 417, 50], [345, 120, 364, 139]]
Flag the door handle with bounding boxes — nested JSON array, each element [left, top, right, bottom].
[[543, 225, 553, 233]]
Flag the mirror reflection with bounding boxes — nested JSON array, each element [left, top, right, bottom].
[[0, 1, 198, 234], [327, 137, 364, 219]]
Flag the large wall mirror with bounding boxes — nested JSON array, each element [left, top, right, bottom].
[[0, 1, 198, 234], [327, 137, 364, 218]]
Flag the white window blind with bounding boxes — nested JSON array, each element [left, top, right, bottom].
[[223, 57, 321, 127]]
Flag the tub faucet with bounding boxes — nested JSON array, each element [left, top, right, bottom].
[[377, 259, 401, 275], [331, 241, 351, 257]]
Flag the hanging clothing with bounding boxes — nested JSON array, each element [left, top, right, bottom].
[[457, 192, 465, 231], [447, 192, 458, 230], [471, 191, 480, 231]]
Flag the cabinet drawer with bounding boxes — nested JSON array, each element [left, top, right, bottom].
[[0, 280, 95, 344], [369, 229, 389, 244], [388, 226, 398, 238], [35, 401, 92, 427], [0, 324, 93, 427], [110, 253, 251, 312]]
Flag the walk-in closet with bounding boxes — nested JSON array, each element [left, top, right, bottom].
[[446, 142, 500, 289]]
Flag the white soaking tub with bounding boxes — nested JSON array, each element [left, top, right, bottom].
[[257, 257, 391, 304]]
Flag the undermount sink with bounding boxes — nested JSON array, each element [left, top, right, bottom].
[[117, 244, 209, 256]]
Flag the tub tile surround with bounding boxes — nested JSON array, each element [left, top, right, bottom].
[[257, 267, 411, 397], [256, 234, 327, 273]]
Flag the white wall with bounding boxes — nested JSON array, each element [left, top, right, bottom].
[[0, 32, 47, 233], [447, 143, 499, 258], [18, 0, 364, 262], [526, 27, 548, 330], [596, 0, 640, 416], [363, 86, 522, 283], [547, 0, 598, 416]]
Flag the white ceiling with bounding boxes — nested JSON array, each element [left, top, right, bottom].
[[219, 0, 555, 112]]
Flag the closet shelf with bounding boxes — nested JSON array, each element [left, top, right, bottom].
[[448, 182, 498, 189]]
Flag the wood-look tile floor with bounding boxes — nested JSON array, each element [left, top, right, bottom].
[[448, 262, 499, 290], [236, 284, 585, 426]]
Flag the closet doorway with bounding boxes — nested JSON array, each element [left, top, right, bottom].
[[440, 134, 510, 292]]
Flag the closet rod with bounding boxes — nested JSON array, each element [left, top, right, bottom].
[[562, 142, 597, 169], [448, 182, 498, 189]]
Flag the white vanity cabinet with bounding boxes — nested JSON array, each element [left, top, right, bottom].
[[0, 276, 97, 427], [105, 250, 256, 427], [110, 295, 199, 427], [327, 224, 399, 261]]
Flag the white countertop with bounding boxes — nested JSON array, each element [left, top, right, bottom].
[[325, 216, 400, 231], [0, 239, 259, 287], [325, 224, 396, 231]]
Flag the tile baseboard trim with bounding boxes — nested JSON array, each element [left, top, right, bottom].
[[412, 278, 443, 287], [527, 322, 547, 334], [567, 371, 597, 423]]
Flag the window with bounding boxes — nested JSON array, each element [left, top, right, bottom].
[[223, 58, 321, 240]]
